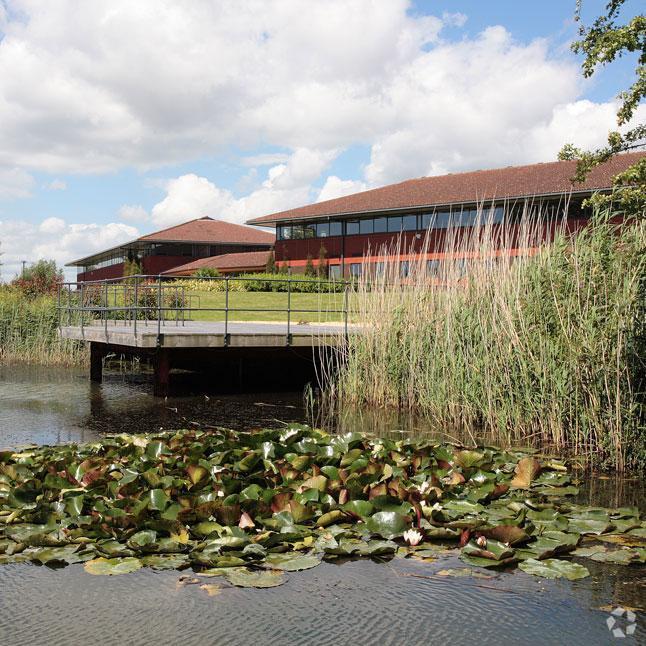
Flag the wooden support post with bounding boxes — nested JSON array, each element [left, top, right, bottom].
[[153, 348, 171, 397], [89, 342, 103, 383]]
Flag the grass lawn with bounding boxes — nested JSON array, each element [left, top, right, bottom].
[[182, 290, 350, 323]]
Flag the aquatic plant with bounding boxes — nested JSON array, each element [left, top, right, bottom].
[[0, 287, 86, 366], [330, 210, 646, 471], [0, 425, 643, 587]]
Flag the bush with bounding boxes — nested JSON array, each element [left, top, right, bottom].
[[194, 267, 220, 278], [11, 260, 63, 298]]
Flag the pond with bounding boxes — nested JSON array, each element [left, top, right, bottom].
[[0, 363, 644, 645]]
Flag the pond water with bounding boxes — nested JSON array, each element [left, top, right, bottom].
[[0, 363, 644, 645]]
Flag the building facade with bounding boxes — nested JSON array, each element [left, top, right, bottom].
[[247, 153, 643, 278], [68, 217, 274, 281]]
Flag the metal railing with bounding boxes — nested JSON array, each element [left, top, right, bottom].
[[57, 273, 351, 345]]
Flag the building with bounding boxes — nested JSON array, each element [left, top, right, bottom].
[[246, 153, 644, 278], [68, 217, 274, 281], [161, 249, 271, 276]]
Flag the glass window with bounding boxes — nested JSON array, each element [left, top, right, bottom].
[[373, 217, 387, 233], [374, 261, 386, 277], [277, 225, 290, 240], [329, 264, 341, 280], [291, 225, 304, 239], [436, 212, 451, 229], [402, 214, 417, 231], [400, 260, 410, 278], [427, 259, 441, 276], [349, 263, 362, 277], [346, 219, 360, 235], [387, 216, 403, 232], [421, 213, 433, 229], [359, 218, 374, 234], [492, 206, 504, 224], [304, 223, 316, 238], [329, 221, 342, 236], [317, 222, 330, 237]]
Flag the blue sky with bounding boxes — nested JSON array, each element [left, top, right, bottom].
[[0, 0, 642, 278]]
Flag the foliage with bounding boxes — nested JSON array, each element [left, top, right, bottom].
[[123, 257, 142, 277], [265, 250, 277, 274], [317, 245, 329, 278], [331, 212, 646, 471], [0, 286, 85, 365], [168, 273, 345, 294], [559, 0, 645, 216], [11, 260, 63, 298], [304, 254, 316, 277], [194, 267, 221, 278], [1, 424, 644, 584]]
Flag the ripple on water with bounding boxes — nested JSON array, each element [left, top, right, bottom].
[[0, 558, 643, 646]]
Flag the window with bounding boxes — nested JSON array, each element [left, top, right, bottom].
[[277, 225, 291, 240], [373, 217, 387, 233], [387, 216, 403, 232], [400, 260, 410, 278], [426, 259, 441, 276], [436, 211, 451, 228], [346, 219, 360, 235], [316, 222, 330, 237], [374, 261, 386, 277], [349, 263, 362, 277], [304, 223, 316, 238], [359, 218, 374, 234], [402, 214, 417, 231], [329, 264, 341, 280], [421, 213, 434, 229], [291, 225, 304, 239], [329, 221, 343, 236]]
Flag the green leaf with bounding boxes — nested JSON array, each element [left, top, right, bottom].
[[84, 557, 143, 576], [141, 554, 189, 570], [518, 558, 590, 580], [224, 568, 286, 588], [343, 500, 374, 518], [366, 511, 409, 540], [265, 553, 321, 571], [147, 489, 170, 511]]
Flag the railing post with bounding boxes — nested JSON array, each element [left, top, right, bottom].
[[57, 283, 61, 330], [134, 276, 138, 338], [67, 283, 72, 327], [344, 279, 349, 342], [157, 275, 162, 337], [80, 283, 85, 334], [224, 275, 230, 346], [104, 280, 108, 334], [286, 268, 292, 345]]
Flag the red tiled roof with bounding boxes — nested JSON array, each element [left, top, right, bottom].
[[161, 250, 271, 275], [140, 217, 275, 244], [246, 152, 645, 225]]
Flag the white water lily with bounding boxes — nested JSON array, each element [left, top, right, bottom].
[[418, 480, 432, 495], [476, 535, 487, 548], [403, 529, 423, 546]]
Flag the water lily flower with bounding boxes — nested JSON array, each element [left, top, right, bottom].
[[403, 529, 423, 546], [418, 480, 432, 495], [476, 535, 487, 548]]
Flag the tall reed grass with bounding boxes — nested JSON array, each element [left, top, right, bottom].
[[327, 207, 645, 471], [0, 288, 86, 366]]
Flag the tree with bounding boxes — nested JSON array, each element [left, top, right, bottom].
[[194, 267, 220, 278], [12, 259, 63, 297], [304, 254, 316, 277], [559, 0, 645, 216], [265, 250, 277, 274], [316, 245, 328, 278]]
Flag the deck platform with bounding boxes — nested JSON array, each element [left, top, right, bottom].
[[60, 320, 347, 349]]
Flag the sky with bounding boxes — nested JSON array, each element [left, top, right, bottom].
[[0, 0, 643, 280]]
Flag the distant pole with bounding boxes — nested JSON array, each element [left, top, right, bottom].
[[21, 260, 27, 278]]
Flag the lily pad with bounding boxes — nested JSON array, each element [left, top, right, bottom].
[[518, 558, 590, 580], [366, 512, 409, 540], [224, 568, 286, 588], [84, 557, 143, 576], [265, 553, 321, 571], [141, 554, 189, 570]]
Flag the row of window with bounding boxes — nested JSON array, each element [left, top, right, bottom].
[[277, 207, 505, 240], [328, 257, 501, 280]]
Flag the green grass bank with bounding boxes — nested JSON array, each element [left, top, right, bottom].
[[329, 214, 646, 472]]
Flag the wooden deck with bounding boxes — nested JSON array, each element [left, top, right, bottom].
[[60, 320, 348, 349]]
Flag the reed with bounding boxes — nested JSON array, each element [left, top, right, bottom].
[[327, 207, 646, 471], [0, 288, 87, 366]]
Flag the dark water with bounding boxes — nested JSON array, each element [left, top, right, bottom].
[[0, 363, 644, 645]]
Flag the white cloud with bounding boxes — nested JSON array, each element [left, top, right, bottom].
[[150, 148, 337, 227], [0, 217, 138, 281], [0, 166, 35, 198], [241, 153, 291, 167], [118, 204, 149, 222], [317, 176, 368, 202], [45, 179, 66, 191]]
